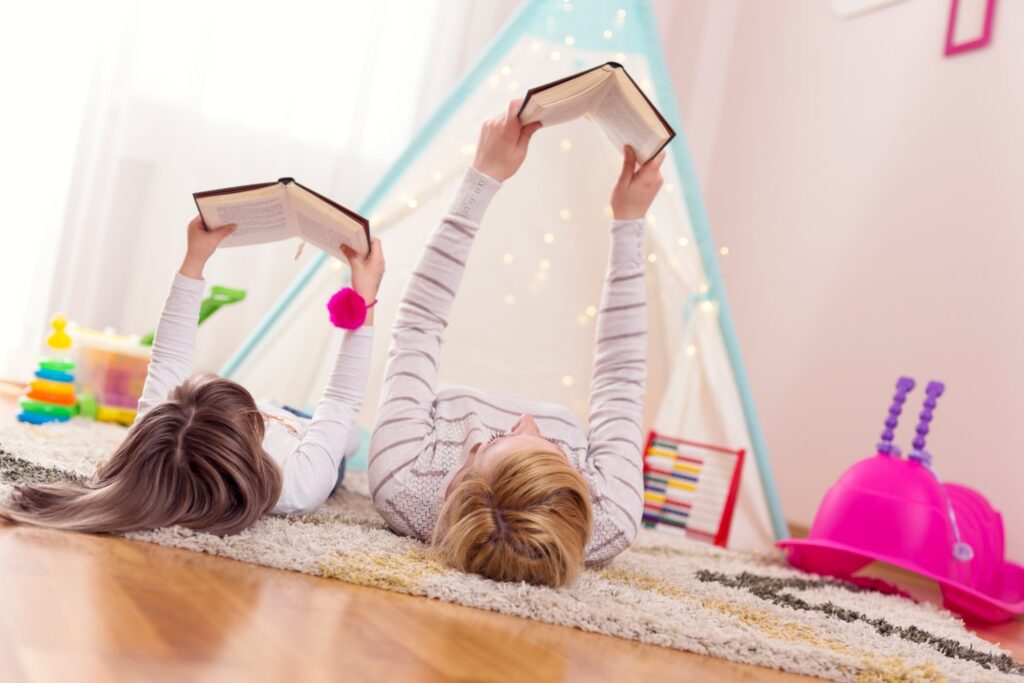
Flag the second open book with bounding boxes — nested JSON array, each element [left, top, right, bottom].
[[518, 62, 675, 163], [194, 179, 370, 261]]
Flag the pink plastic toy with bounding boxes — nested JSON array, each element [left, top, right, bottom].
[[779, 377, 1024, 623]]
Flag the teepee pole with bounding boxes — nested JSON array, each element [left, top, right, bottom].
[[220, 0, 543, 377], [633, 0, 789, 540]]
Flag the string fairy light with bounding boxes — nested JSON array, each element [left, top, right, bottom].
[[577, 314, 588, 325], [550, 51, 561, 61], [677, 237, 689, 247], [603, 29, 613, 39], [504, 294, 515, 305], [560, 138, 572, 151], [647, 253, 657, 263], [700, 300, 714, 313], [616, 8, 627, 22], [531, 40, 542, 52], [539, 259, 551, 270], [559, 208, 571, 220], [432, 171, 443, 182], [585, 305, 597, 317], [664, 183, 674, 192], [646, 213, 657, 225], [543, 232, 555, 244], [500, 65, 511, 76], [488, 75, 499, 87], [685, 344, 696, 357], [564, 35, 575, 46], [502, 253, 514, 264], [562, 375, 574, 387], [406, 198, 418, 209], [698, 283, 709, 294], [720, 246, 730, 256], [331, 259, 343, 271]]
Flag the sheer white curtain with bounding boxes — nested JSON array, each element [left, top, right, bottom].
[[0, 0, 522, 380]]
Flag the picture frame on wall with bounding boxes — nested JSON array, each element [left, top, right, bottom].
[[944, 0, 997, 56]]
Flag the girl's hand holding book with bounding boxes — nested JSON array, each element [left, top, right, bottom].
[[180, 215, 237, 279], [472, 99, 542, 182]]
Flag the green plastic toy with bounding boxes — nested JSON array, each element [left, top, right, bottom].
[[139, 285, 246, 346]]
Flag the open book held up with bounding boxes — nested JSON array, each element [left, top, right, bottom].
[[194, 179, 370, 261], [518, 62, 675, 163]]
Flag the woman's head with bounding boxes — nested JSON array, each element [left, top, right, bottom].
[[1, 375, 281, 535], [434, 416, 592, 587]]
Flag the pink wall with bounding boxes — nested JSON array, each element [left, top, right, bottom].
[[658, 0, 1024, 559]]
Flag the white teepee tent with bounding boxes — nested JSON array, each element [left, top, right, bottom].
[[221, 0, 788, 550]]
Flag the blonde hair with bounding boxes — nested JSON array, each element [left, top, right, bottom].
[[0, 375, 282, 536], [433, 448, 592, 587]]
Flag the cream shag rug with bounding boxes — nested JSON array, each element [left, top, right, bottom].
[[1, 420, 1021, 683]]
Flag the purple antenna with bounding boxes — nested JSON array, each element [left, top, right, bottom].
[[904, 380, 971, 561], [908, 381, 945, 462], [877, 376, 915, 456]]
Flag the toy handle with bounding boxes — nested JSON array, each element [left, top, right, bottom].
[[877, 376, 914, 456], [909, 381, 945, 459]]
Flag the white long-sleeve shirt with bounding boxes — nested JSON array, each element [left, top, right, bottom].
[[137, 272, 372, 515], [368, 168, 647, 566]]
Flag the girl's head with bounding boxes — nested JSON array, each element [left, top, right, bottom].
[[1, 375, 281, 535], [434, 415, 593, 587]]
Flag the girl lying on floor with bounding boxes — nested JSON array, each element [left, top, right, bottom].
[[1, 220, 384, 534], [369, 100, 664, 587]]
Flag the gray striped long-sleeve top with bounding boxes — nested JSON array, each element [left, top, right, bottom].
[[367, 167, 646, 566]]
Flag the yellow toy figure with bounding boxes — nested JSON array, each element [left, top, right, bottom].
[[17, 316, 78, 424]]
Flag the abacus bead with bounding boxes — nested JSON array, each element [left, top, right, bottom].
[[885, 418, 898, 428]]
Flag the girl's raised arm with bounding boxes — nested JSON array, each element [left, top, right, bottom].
[[136, 217, 236, 418], [584, 147, 664, 565], [273, 239, 383, 515]]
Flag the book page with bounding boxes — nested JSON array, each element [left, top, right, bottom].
[[288, 184, 367, 261], [196, 185, 296, 247], [521, 88, 603, 127], [591, 80, 664, 162], [519, 67, 612, 126]]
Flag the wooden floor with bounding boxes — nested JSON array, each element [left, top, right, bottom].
[[0, 388, 1020, 682]]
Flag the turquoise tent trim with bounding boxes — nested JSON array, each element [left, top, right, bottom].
[[220, 0, 789, 541]]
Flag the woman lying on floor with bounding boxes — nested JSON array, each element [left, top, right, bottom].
[[1, 221, 385, 534], [369, 100, 664, 587]]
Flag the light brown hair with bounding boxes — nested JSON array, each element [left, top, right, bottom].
[[433, 448, 592, 587], [0, 375, 281, 535]]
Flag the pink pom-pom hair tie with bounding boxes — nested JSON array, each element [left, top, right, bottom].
[[326, 287, 377, 329]]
